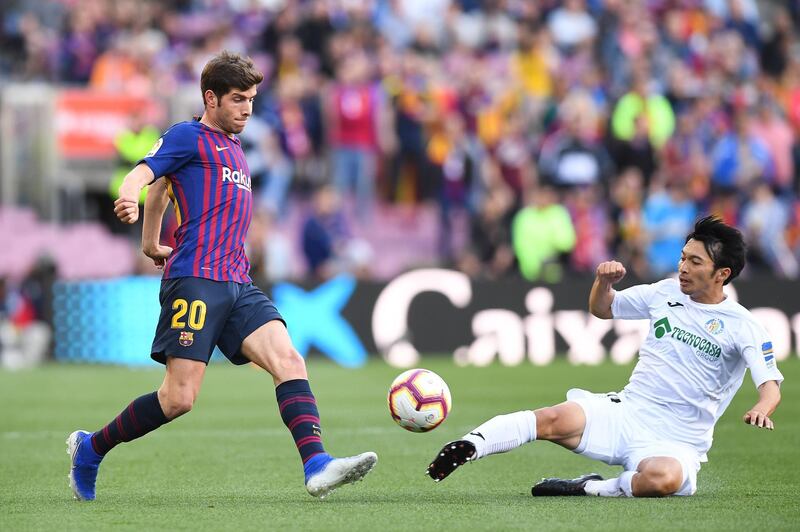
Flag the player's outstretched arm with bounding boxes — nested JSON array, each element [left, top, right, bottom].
[[141, 177, 172, 269], [114, 163, 155, 224], [743, 380, 781, 430], [589, 261, 626, 319]]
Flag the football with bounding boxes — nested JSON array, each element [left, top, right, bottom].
[[387, 368, 452, 432]]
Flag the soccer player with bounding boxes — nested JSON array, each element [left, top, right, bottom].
[[427, 216, 782, 497], [67, 51, 377, 501]]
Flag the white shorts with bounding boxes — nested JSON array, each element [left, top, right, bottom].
[[566, 388, 701, 496]]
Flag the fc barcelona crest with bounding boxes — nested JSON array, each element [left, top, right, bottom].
[[179, 331, 194, 347]]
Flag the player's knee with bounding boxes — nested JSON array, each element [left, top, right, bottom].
[[159, 388, 196, 419], [532, 407, 560, 439], [637, 463, 683, 496], [270, 347, 307, 379]]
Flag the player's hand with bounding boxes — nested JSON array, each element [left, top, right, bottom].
[[596, 261, 626, 285], [743, 409, 774, 430], [143, 244, 173, 269], [114, 196, 140, 224]]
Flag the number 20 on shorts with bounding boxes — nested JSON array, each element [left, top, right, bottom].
[[171, 299, 207, 330]]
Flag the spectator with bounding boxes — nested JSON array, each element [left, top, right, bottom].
[[242, 116, 293, 219], [511, 184, 576, 282], [457, 185, 515, 281], [566, 185, 611, 274], [511, 25, 557, 103], [494, 113, 534, 201], [759, 7, 793, 79], [742, 182, 798, 278], [749, 97, 795, 193], [428, 113, 482, 261], [610, 114, 657, 186], [3, 0, 800, 283], [109, 110, 161, 206], [326, 52, 392, 221], [547, 0, 597, 53], [611, 69, 675, 149], [711, 109, 774, 191], [609, 168, 647, 278], [662, 108, 712, 202], [539, 90, 613, 188], [247, 210, 294, 285], [642, 180, 698, 276], [0, 273, 52, 370], [301, 185, 373, 281]]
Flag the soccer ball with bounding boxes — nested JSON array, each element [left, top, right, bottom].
[[387, 368, 452, 432]]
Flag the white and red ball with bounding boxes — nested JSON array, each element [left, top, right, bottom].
[[387, 369, 452, 432]]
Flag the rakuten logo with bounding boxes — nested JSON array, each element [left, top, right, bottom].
[[222, 166, 251, 191]]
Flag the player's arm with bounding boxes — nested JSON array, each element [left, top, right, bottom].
[[114, 163, 155, 224], [743, 380, 781, 430], [589, 261, 627, 319], [141, 177, 173, 269]]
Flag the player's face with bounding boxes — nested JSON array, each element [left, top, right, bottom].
[[677, 239, 729, 302], [210, 86, 257, 135]]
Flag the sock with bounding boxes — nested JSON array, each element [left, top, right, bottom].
[[585, 471, 635, 497], [276, 379, 327, 475], [462, 411, 537, 459], [91, 391, 170, 456], [619, 470, 636, 497]]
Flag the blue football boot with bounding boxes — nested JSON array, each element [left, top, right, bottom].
[[66, 430, 103, 501]]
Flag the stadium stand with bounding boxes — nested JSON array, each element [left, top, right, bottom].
[[1, 0, 799, 282]]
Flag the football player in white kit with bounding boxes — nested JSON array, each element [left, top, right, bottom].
[[427, 216, 783, 497]]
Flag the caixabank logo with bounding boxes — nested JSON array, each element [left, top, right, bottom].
[[271, 275, 366, 368], [653, 316, 722, 361]]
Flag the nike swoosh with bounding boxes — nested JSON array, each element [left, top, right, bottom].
[[215, 145, 229, 152], [667, 302, 684, 307], [469, 431, 485, 441]]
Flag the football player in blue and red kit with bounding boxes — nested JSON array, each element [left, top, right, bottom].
[[67, 51, 376, 501]]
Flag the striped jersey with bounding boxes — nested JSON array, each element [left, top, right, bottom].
[[140, 120, 253, 282]]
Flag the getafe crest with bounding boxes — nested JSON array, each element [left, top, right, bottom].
[[705, 318, 724, 335], [179, 331, 194, 347]]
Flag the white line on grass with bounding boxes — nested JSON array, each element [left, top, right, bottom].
[[2, 425, 475, 439]]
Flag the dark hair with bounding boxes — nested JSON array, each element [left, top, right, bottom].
[[200, 51, 264, 106], [685, 215, 746, 284]]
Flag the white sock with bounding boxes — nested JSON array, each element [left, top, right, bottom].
[[585, 471, 635, 497], [619, 470, 635, 497], [462, 411, 537, 459]]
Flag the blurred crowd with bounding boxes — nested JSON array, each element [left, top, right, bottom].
[[3, 0, 800, 283]]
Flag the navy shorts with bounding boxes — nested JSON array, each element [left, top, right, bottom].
[[151, 277, 284, 365]]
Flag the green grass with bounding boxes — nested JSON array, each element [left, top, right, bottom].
[[1, 357, 798, 531]]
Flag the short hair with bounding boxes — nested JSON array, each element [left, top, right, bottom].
[[685, 215, 746, 284], [200, 51, 264, 106]]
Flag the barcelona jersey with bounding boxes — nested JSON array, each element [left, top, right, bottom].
[[140, 120, 253, 282]]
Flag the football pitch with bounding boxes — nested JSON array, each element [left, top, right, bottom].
[[2, 357, 798, 531]]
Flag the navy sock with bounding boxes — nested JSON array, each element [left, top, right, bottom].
[[91, 391, 170, 455], [276, 379, 326, 465]]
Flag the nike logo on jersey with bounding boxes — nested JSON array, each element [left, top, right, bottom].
[[469, 431, 485, 441], [215, 145, 229, 152], [667, 301, 684, 307]]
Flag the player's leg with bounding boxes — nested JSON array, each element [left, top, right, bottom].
[[539, 408, 698, 497], [67, 358, 205, 501], [67, 278, 220, 501], [630, 457, 685, 496], [427, 401, 586, 481], [223, 285, 376, 498], [581, 457, 687, 497]]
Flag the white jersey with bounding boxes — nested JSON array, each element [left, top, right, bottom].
[[611, 278, 784, 456]]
